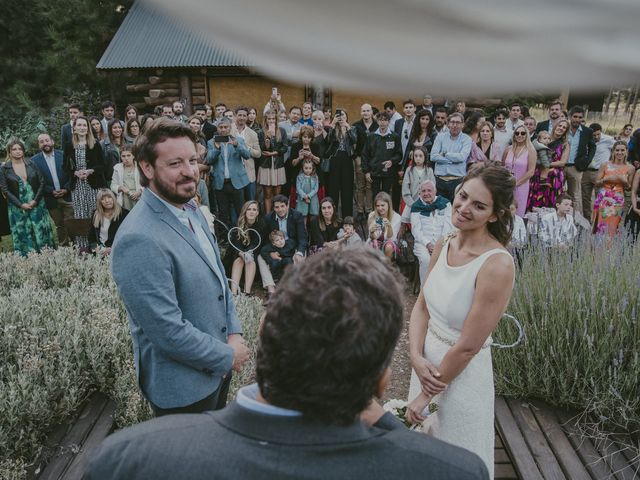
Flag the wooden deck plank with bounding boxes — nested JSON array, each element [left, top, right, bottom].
[[592, 436, 637, 480], [529, 400, 591, 480], [495, 448, 511, 463], [495, 397, 543, 480], [38, 394, 108, 480], [494, 463, 518, 479], [506, 398, 566, 480], [62, 400, 116, 480], [613, 436, 640, 471], [556, 410, 616, 480]]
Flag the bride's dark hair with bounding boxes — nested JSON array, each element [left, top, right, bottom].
[[460, 164, 515, 246]]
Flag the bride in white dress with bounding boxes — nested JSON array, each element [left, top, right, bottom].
[[406, 164, 516, 477]]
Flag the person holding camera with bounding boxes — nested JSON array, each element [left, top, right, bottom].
[[207, 118, 251, 227], [325, 108, 357, 218]]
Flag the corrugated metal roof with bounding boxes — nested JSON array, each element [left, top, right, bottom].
[[97, 1, 251, 70]]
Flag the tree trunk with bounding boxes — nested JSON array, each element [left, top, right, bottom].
[[179, 74, 193, 115], [144, 96, 180, 106], [149, 88, 180, 98], [149, 75, 178, 85], [127, 82, 179, 93]]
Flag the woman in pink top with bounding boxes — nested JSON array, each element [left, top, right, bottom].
[[502, 125, 536, 216]]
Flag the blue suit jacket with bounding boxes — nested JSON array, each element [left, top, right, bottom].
[[31, 150, 71, 209], [111, 189, 242, 409], [206, 138, 251, 190]]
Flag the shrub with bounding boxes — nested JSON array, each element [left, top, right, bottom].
[[0, 248, 263, 479], [0, 112, 47, 156], [493, 235, 640, 436]]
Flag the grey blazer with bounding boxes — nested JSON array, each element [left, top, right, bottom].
[[85, 401, 489, 480], [110, 189, 242, 409]]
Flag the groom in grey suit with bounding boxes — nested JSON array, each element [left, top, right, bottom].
[[110, 118, 250, 416], [88, 248, 488, 479]]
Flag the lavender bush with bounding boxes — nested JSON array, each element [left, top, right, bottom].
[[493, 234, 640, 438]]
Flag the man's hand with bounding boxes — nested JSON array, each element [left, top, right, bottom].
[[228, 334, 250, 372], [293, 253, 304, 264], [230, 136, 238, 147], [365, 172, 372, 183], [270, 252, 282, 260], [383, 160, 392, 169], [427, 242, 435, 254]]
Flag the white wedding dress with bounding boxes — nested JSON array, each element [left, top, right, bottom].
[[408, 235, 513, 477]]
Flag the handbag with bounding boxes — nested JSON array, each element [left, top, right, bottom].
[[320, 155, 332, 173]]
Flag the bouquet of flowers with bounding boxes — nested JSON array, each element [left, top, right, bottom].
[[383, 399, 439, 431]]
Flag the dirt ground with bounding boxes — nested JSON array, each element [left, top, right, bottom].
[[383, 289, 418, 402]]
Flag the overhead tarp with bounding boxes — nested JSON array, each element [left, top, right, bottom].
[[148, 0, 640, 95]]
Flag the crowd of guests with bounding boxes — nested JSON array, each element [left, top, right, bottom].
[[1, 96, 639, 284]]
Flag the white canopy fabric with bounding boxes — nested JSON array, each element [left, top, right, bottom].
[[148, 0, 639, 96]]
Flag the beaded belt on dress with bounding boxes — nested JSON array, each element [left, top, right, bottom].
[[428, 322, 492, 349]]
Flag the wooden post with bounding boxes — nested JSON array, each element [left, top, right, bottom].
[[630, 84, 639, 124], [179, 74, 192, 115], [559, 89, 570, 109]]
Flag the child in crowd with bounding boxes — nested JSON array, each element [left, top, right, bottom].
[[539, 194, 578, 248], [401, 146, 435, 223], [337, 216, 363, 247], [259, 230, 295, 282], [295, 159, 319, 224], [533, 131, 551, 185], [366, 221, 385, 251]]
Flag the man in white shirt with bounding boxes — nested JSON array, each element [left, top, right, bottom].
[[581, 123, 614, 220], [493, 110, 511, 150], [505, 104, 524, 132], [410, 180, 453, 284], [31, 133, 73, 245], [539, 195, 578, 248], [384, 101, 403, 132]]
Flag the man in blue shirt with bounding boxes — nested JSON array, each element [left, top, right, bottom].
[[430, 113, 472, 202]]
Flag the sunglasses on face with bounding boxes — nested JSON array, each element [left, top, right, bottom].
[[514, 131, 527, 136]]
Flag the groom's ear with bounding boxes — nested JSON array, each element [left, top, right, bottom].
[[376, 367, 392, 398]]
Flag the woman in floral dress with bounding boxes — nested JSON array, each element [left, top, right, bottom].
[[526, 119, 569, 211], [593, 141, 636, 236], [63, 116, 108, 250], [0, 139, 55, 255]]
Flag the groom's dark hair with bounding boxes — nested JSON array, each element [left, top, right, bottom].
[[257, 248, 404, 426]]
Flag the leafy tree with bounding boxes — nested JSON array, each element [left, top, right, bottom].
[[0, 0, 133, 126]]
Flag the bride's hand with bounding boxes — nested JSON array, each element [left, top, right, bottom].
[[406, 392, 432, 425], [411, 356, 447, 396]]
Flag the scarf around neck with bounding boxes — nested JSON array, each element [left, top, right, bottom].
[[411, 195, 449, 216]]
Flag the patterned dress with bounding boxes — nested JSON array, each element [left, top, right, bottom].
[[71, 144, 97, 248], [593, 163, 628, 236], [526, 140, 565, 211], [7, 180, 55, 256]]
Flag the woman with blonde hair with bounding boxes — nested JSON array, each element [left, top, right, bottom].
[[367, 191, 402, 259], [88, 188, 128, 256], [63, 115, 108, 249], [502, 125, 536, 216], [258, 110, 289, 213], [527, 118, 570, 210], [110, 144, 142, 210]]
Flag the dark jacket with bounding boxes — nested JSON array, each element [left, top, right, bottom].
[[0, 159, 45, 207], [353, 119, 379, 157], [309, 216, 341, 248], [31, 149, 72, 209], [84, 401, 489, 480], [63, 142, 108, 190], [202, 121, 217, 142], [362, 130, 403, 177], [289, 142, 322, 178], [535, 119, 552, 134], [266, 208, 308, 255], [88, 208, 129, 249], [569, 125, 597, 172], [60, 123, 73, 151], [402, 131, 437, 170], [325, 126, 358, 160], [260, 238, 296, 275], [260, 127, 289, 169]]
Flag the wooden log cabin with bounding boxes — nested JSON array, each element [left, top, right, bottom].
[[98, 1, 502, 119]]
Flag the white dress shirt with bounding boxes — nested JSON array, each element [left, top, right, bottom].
[[43, 152, 61, 190]]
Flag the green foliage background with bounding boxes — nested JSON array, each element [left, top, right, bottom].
[[0, 0, 133, 132]]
